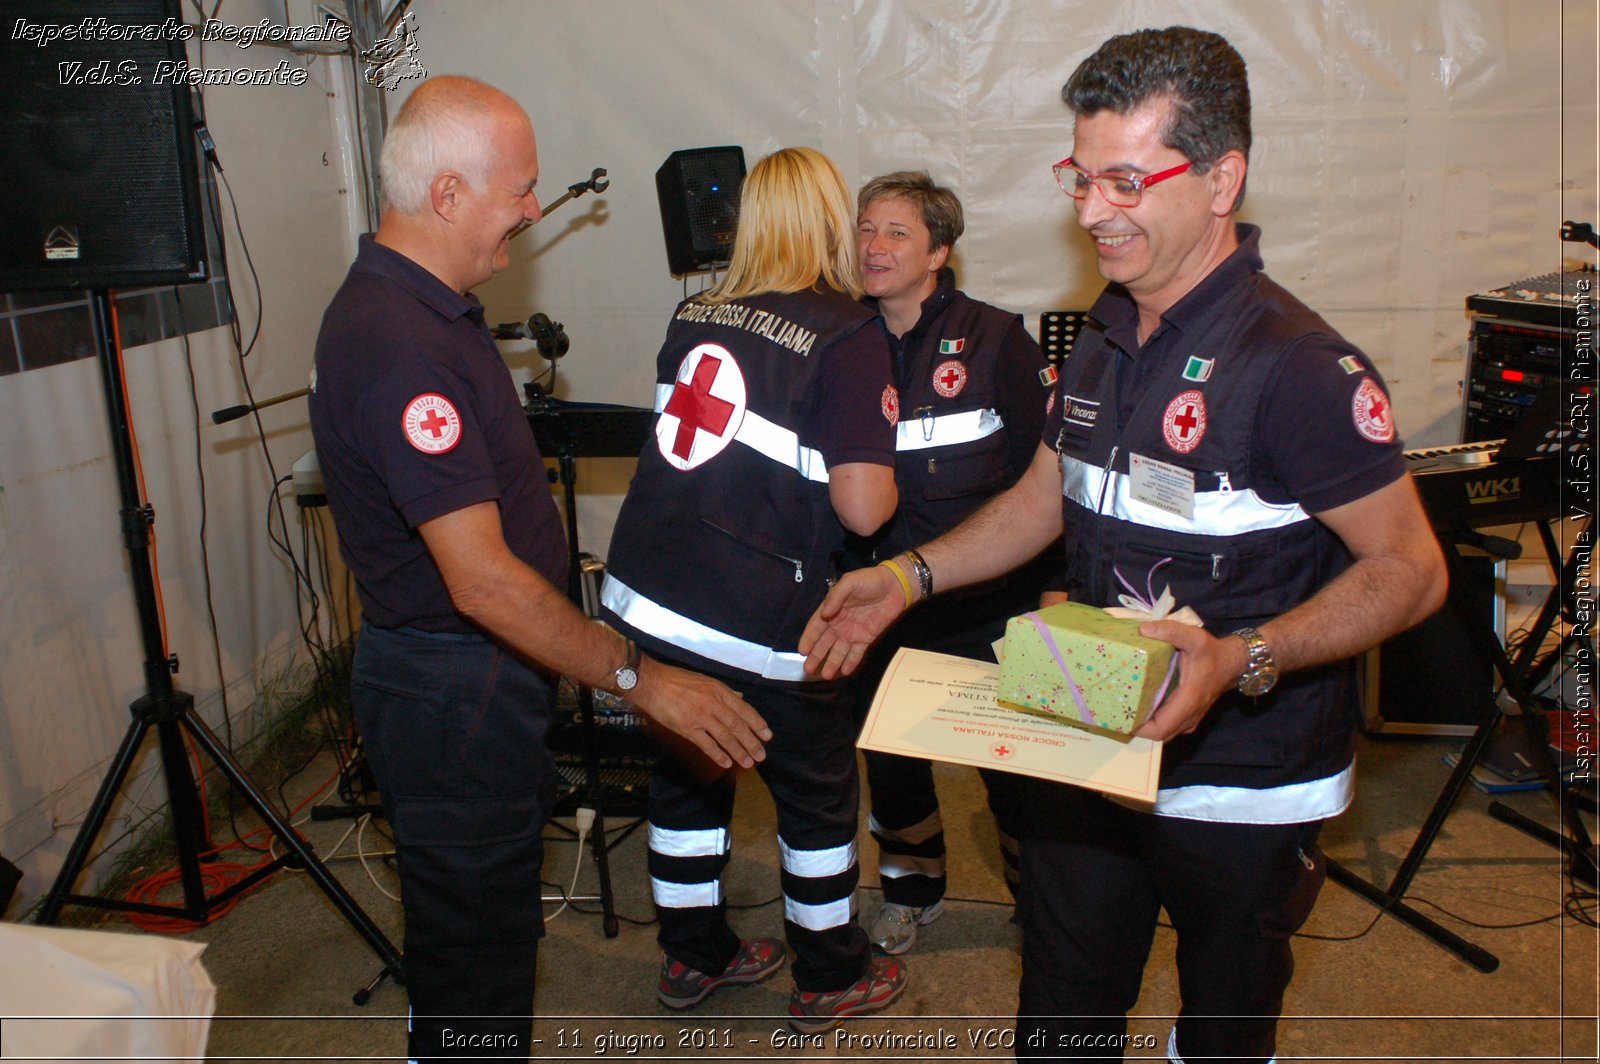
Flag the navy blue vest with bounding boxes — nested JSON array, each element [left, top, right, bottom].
[[1056, 272, 1360, 797], [603, 288, 877, 683]]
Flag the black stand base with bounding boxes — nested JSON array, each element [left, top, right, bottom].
[[1488, 801, 1600, 888], [1325, 858, 1499, 972]]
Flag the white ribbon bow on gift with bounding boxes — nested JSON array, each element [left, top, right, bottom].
[[1103, 559, 1204, 628]]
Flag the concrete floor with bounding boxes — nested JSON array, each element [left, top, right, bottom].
[[58, 720, 1597, 1063]]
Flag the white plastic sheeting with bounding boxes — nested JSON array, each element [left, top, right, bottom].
[[429, 0, 1597, 558], [0, 0, 1594, 919]]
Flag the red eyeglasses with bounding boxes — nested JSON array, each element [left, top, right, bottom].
[[1052, 156, 1195, 208]]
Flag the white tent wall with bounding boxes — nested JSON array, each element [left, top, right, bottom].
[[441, 0, 1597, 560], [0, 0, 1593, 919]]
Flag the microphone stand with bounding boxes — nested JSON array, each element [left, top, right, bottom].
[[211, 387, 308, 425], [514, 334, 655, 939]]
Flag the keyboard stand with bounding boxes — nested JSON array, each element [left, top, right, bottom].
[[1327, 521, 1595, 971]]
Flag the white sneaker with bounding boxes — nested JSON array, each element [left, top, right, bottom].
[[869, 900, 944, 955]]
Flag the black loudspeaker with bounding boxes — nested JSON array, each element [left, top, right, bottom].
[[1364, 553, 1500, 736], [1040, 310, 1091, 367], [0, 0, 206, 292], [655, 146, 745, 275]]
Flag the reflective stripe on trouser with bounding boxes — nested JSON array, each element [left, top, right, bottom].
[[980, 766, 1027, 899], [864, 750, 946, 907], [647, 664, 870, 992], [865, 750, 1028, 906]]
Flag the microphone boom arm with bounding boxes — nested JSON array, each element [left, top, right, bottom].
[[512, 167, 609, 239], [212, 387, 310, 425]]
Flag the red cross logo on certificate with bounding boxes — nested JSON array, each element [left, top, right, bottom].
[[656, 343, 747, 470], [989, 741, 1016, 761], [402, 393, 463, 454], [1351, 378, 1395, 443], [932, 359, 967, 398], [1162, 389, 1207, 454]]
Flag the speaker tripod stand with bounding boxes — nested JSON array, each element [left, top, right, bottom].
[[36, 291, 403, 1005]]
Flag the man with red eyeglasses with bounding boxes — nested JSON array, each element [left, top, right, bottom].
[[802, 26, 1447, 1063]]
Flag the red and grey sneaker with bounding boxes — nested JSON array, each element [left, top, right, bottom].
[[657, 938, 787, 1009], [787, 955, 908, 1034]]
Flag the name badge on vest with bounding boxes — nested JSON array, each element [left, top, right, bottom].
[[1055, 393, 1100, 456], [1128, 452, 1195, 521], [1062, 393, 1099, 430]]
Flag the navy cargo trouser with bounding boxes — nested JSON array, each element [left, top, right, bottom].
[[353, 623, 557, 1062], [647, 660, 871, 993], [1016, 781, 1325, 1063]]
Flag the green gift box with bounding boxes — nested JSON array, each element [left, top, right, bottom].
[[997, 601, 1177, 737]]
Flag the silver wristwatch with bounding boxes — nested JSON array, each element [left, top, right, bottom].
[[1232, 626, 1278, 697], [614, 638, 641, 692]]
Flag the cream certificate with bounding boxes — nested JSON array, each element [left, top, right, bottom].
[[857, 647, 1162, 803]]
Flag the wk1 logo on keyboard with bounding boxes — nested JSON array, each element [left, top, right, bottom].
[[1467, 475, 1522, 503]]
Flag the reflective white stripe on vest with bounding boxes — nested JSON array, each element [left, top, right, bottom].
[[602, 574, 810, 682], [779, 838, 857, 879], [784, 893, 857, 931], [651, 877, 721, 909], [1060, 454, 1310, 535], [1145, 763, 1354, 824], [895, 408, 1004, 452], [655, 383, 829, 482], [649, 824, 729, 859]]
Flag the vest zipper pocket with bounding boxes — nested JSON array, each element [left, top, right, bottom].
[[1143, 544, 1225, 581], [700, 518, 805, 583]]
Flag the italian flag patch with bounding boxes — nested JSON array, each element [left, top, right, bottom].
[[940, 338, 966, 354]]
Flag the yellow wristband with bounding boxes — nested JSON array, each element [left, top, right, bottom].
[[878, 559, 915, 608]]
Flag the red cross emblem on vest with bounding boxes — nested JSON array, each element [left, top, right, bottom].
[[1162, 389, 1207, 454], [656, 343, 748, 470], [932, 359, 967, 398], [1351, 378, 1395, 443], [402, 393, 463, 454]]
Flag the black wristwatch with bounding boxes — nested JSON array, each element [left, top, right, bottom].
[[1232, 626, 1278, 697], [614, 638, 641, 692]]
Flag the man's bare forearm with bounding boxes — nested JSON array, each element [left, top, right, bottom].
[[1259, 475, 1448, 674], [1260, 546, 1446, 675]]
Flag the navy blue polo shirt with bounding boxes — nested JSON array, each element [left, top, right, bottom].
[[310, 235, 568, 633]]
